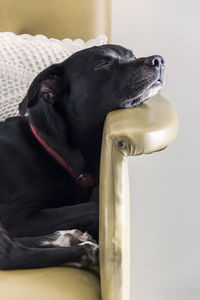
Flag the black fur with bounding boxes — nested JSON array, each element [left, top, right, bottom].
[[0, 45, 164, 269]]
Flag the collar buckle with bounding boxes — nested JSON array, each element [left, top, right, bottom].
[[76, 173, 86, 183]]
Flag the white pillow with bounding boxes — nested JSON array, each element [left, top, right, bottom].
[[0, 32, 107, 121]]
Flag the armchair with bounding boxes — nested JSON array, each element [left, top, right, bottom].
[[0, 1, 178, 299]]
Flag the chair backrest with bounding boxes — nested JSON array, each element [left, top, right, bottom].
[[0, 0, 111, 41]]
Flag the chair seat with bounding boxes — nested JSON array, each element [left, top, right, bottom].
[[0, 267, 101, 300]]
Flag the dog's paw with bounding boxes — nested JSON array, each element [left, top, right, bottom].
[[62, 241, 99, 269], [71, 229, 96, 244], [41, 229, 96, 248], [79, 241, 99, 268]]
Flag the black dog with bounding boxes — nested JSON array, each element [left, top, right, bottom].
[[0, 45, 164, 270]]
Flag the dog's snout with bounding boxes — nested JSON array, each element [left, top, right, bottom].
[[145, 55, 165, 68]]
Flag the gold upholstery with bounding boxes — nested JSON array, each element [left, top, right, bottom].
[[99, 95, 178, 300], [0, 268, 101, 300], [0, 1, 178, 300], [0, 0, 111, 41]]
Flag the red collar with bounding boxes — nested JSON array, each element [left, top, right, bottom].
[[29, 123, 96, 188]]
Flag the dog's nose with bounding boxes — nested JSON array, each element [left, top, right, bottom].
[[144, 55, 165, 68]]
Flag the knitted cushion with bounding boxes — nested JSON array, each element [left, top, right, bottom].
[[0, 32, 107, 121]]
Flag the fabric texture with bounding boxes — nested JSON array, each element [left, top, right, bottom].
[[0, 32, 107, 121]]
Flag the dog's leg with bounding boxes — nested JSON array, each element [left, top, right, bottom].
[[9, 202, 99, 240], [15, 229, 96, 248], [0, 226, 99, 270]]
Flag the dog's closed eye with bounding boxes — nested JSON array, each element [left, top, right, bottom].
[[94, 59, 113, 71]]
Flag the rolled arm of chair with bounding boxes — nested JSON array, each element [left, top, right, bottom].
[[99, 95, 178, 300]]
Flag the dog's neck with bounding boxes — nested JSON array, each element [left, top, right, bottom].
[[28, 102, 103, 179], [66, 114, 104, 176]]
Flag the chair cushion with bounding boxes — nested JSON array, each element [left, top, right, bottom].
[[0, 267, 101, 300]]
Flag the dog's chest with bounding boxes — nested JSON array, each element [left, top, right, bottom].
[[0, 119, 92, 219]]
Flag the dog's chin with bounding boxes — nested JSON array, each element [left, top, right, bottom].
[[140, 81, 162, 102], [120, 81, 163, 109]]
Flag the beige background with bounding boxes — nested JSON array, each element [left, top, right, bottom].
[[112, 0, 200, 299]]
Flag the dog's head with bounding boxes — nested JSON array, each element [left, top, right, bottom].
[[19, 44, 165, 124]]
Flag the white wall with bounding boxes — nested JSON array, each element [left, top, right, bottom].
[[112, 0, 200, 299]]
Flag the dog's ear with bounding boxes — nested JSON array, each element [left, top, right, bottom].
[[19, 63, 67, 116]]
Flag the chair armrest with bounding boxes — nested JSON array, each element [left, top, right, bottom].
[[99, 95, 178, 300]]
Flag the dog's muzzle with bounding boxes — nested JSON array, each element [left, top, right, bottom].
[[145, 55, 165, 83]]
